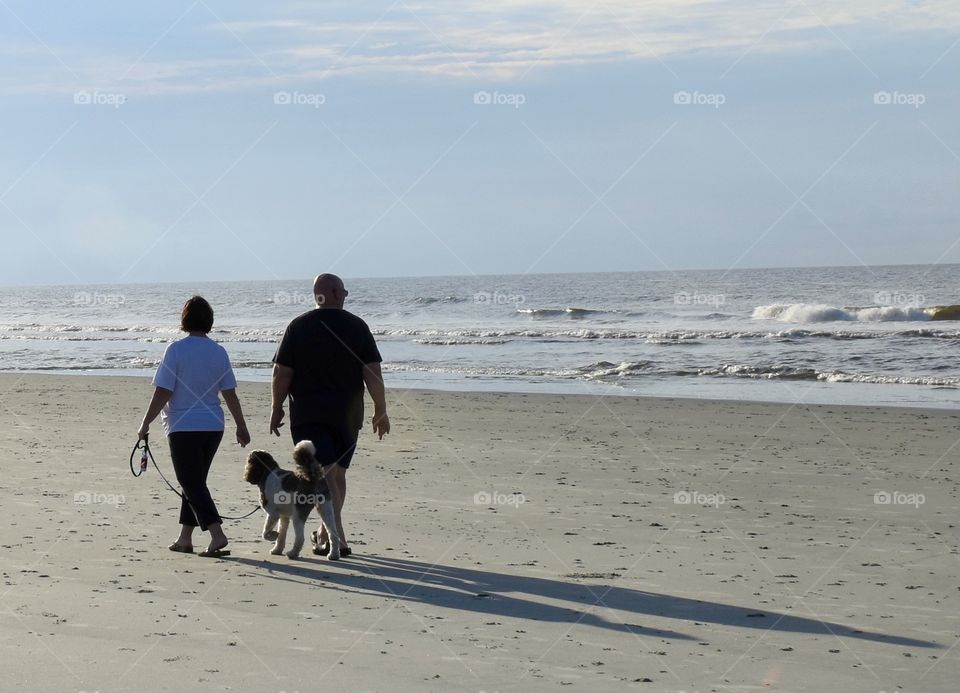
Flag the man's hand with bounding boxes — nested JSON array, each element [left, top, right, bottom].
[[270, 406, 286, 437], [236, 423, 251, 447], [372, 411, 390, 440], [137, 422, 149, 441]]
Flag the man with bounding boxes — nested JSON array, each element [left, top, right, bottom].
[[270, 273, 390, 557]]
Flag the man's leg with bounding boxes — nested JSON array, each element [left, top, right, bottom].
[[319, 463, 347, 549], [333, 464, 347, 549], [311, 428, 355, 550]]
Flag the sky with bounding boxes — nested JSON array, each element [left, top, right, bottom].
[[0, 0, 958, 285]]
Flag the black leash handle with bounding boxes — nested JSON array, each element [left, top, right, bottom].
[[130, 435, 152, 477], [129, 437, 261, 521]]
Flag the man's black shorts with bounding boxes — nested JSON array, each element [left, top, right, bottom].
[[291, 424, 358, 469]]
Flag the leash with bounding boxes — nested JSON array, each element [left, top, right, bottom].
[[130, 435, 262, 521]]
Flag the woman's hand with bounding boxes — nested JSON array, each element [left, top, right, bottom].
[[140, 387, 173, 441], [221, 388, 250, 447], [236, 424, 251, 448]]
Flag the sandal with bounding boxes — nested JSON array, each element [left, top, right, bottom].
[[168, 543, 194, 554], [311, 530, 330, 556], [198, 547, 231, 558]]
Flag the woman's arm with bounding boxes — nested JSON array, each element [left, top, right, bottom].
[[222, 388, 251, 447], [138, 386, 174, 439]]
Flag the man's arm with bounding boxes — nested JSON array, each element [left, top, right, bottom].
[[362, 361, 390, 439], [271, 363, 294, 436]]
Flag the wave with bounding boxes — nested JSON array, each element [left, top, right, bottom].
[[698, 364, 960, 386], [576, 360, 655, 379], [414, 338, 510, 346], [379, 326, 960, 342], [516, 307, 618, 318], [575, 361, 960, 387], [930, 304, 960, 320], [384, 360, 960, 387], [753, 303, 960, 323], [7, 355, 955, 389], [409, 296, 468, 305], [3, 324, 958, 344]]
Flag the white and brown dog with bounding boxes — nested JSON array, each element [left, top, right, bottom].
[[243, 441, 340, 560]]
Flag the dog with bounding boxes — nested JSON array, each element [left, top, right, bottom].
[[243, 441, 340, 560]]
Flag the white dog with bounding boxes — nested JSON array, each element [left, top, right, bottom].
[[243, 441, 340, 560]]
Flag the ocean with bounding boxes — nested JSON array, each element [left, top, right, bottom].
[[1, 265, 958, 408]]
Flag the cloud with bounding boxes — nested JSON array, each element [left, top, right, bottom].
[[2, 0, 959, 95]]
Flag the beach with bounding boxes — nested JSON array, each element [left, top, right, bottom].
[[0, 372, 957, 692]]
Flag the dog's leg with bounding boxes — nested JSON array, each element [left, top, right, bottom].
[[318, 501, 340, 561], [262, 512, 280, 542], [271, 516, 289, 555], [287, 511, 306, 559]]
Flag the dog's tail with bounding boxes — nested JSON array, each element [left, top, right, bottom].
[[292, 440, 321, 484], [243, 450, 279, 485]]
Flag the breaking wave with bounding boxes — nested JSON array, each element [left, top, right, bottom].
[[516, 307, 619, 318], [753, 303, 960, 323]]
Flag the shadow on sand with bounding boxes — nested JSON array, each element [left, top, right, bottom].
[[231, 553, 939, 648]]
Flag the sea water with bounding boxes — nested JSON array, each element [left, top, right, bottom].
[[1, 264, 957, 408]]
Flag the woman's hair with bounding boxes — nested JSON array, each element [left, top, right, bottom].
[[180, 295, 214, 333]]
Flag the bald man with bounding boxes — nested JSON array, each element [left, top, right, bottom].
[[270, 274, 390, 557]]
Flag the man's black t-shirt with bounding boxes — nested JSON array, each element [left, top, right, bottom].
[[273, 309, 382, 431]]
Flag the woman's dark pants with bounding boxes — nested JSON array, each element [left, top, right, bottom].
[[167, 430, 224, 530]]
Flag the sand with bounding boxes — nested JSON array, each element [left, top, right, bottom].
[[0, 373, 957, 692]]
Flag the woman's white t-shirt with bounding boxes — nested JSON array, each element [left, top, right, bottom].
[[152, 336, 237, 434]]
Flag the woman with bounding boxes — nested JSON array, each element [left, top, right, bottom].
[[138, 295, 251, 557]]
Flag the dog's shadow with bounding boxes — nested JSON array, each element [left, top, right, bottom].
[[230, 553, 939, 648]]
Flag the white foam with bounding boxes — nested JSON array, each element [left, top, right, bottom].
[[753, 303, 931, 323]]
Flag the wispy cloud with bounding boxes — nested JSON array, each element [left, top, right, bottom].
[[2, 0, 959, 95]]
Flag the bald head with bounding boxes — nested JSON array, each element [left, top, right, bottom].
[[313, 273, 347, 308]]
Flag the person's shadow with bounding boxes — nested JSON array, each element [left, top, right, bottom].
[[231, 553, 939, 648]]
